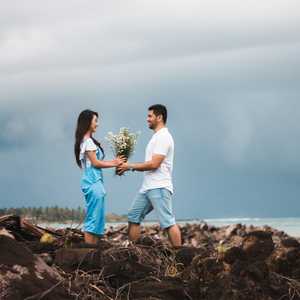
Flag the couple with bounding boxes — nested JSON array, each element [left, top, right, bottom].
[[74, 104, 181, 247]]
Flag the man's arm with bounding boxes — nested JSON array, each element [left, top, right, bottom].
[[117, 154, 165, 174], [86, 151, 124, 168]]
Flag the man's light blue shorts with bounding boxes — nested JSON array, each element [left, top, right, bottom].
[[128, 188, 176, 229]]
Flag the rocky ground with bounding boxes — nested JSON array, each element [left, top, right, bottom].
[[1, 215, 300, 300]]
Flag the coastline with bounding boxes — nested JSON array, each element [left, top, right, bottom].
[[38, 217, 300, 237]]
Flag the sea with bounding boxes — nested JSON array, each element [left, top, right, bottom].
[[39, 217, 300, 237]]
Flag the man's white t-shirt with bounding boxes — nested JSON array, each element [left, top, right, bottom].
[[140, 127, 174, 194]]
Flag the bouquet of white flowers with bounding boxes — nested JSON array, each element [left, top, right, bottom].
[[106, 127, 140, 174]]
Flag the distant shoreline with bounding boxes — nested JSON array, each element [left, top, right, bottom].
[[2, 208, 300, 237], [36, 216, 300, 237], [2, 208, 300, 224]]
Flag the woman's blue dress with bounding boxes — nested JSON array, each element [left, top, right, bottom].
[[80, 139, 106, 235]]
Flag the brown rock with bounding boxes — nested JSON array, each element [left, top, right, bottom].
[[271, 253, 290, 275], [128, 278, 188, 300], [54, 247, 99, 272], [38, 253, 53, 266], [242, 230, 274, 260], [136, 235, 157, 246], [281, 237, 300, 248], [246, 261, 269, 281], [225, 224, 242, 237], [0, 235, 71, 300], [223, 246, 246, 264], [200, 222, 209, 231], [175, 246, 208, 267], [286, 248, 300, 262], [192, 256, 223, 281]]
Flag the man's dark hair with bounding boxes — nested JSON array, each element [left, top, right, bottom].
[[148, 104, 168, 123]]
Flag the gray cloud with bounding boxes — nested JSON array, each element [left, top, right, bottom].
[[1, 1, 300, 75], [0, 1, 300, 218]]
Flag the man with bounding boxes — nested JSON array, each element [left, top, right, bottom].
[[117, 104, 181, 247]]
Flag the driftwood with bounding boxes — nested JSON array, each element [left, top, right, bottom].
[[0, 215, 63, 242], [21, 219, 46, 238], [1, 215, 300, 299], [0, 214, 19, 224], [0, 235, 72, 300]]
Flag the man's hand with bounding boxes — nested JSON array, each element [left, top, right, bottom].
[[115, 154, 166, 175], [114, 156, 126, 167], [116, 162, 129, 176], [118, 155, 128, 163]]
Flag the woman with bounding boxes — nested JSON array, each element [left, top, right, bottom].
[[74, 109, 124, 245]]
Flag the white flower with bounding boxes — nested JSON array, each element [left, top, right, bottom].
[[105, 127, 140, 158]]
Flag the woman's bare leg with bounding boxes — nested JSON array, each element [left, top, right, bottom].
[[84, 232, 99, 245]]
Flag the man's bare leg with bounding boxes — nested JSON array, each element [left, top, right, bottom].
[[167, 224, 182, 247], [128, 222, 141, 241]]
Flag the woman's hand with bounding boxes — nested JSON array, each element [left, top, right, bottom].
[[113, 155, 126, 167]]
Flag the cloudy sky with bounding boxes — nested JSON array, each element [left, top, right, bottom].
[[1, 0, 300, 219]]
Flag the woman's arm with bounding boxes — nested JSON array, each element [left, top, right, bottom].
[[86, 151, 123, 168]]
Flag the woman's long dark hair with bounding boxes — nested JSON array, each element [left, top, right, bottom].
[[74, 109, 104, 168]]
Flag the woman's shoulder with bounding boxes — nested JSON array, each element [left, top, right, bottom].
[[81, 137, 93, 144], [81, 137, 97, 151]]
